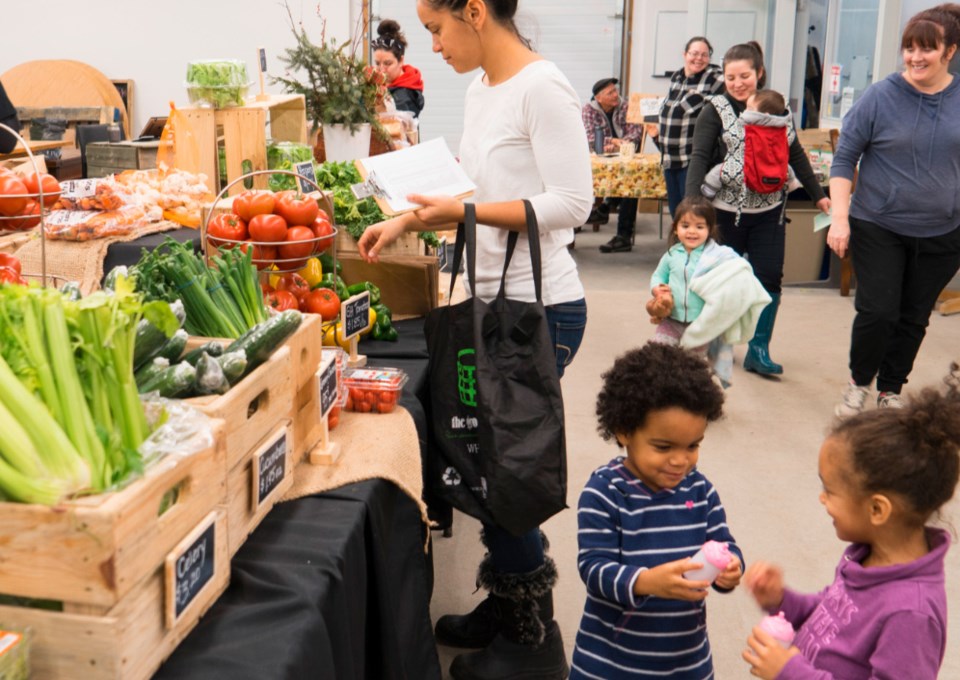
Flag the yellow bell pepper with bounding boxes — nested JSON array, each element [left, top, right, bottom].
[[298, 258, 324, 288], [322, 322, 352, 350]]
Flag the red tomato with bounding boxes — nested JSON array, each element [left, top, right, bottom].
[[302, 288, 341, 320], [0, 253, 21, 275], [232, 191, 276, 223], [0, 175, 28, 216], [328, 405, 340, 430], [207, 213, 248, 247], [248, 213, 288, 243], [274, 191, 320, 227], [240, 242, 278, 270], [22, 172, 61, 207], [0, 267, 25, 285], [278, 225, 317, 269], [7, 200, 40, 230], [355, 399, 372, 413], [311, 215, 334, 254], [379, 390, 398, 405], [265, 290, 299, 311], [376, 401, 395, 414], [276, 273, 310, 300]]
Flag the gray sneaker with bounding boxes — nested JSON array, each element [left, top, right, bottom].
[[835, 382, 870, 417], [877, 392, 904, 409]]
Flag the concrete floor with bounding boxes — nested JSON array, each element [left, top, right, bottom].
[[429, 212, 960, 678]]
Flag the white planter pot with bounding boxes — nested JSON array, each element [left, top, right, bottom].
[[322, 123, 371, 162]]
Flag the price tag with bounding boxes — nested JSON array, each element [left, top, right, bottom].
[[253, 431, 288, 508], [342, 290, 371, 339], [318, 352, 338, 419], [437, 236, 449, 273], [258, 47, 268, 72], [295, 160, 316, 194], [165, 512, 217, 628]]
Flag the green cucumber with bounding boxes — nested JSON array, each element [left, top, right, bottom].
[[138, 362, 197, 398], [156, 329, 189, 363], [194, 352, 230, 395], [217, 350, 248, 384], [225, 309, 302, 375], [135, 357, 170, 390], [133, 300, 187, 369], [181, 341, 226, 366]]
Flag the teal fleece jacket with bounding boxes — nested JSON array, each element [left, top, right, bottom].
[[650, 242, 707, 323]]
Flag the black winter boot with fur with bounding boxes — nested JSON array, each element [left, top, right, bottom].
[[447, 556, 568, 679]]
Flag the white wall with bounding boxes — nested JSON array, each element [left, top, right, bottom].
[[0, 0, 360, 134]]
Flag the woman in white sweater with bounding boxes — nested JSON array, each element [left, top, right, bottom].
[[359, 1, 592, 678]]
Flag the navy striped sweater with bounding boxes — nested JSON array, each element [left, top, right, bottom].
[[571, 458, 743, 680]]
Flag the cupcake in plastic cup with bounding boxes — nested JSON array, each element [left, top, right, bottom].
[[759, 612, 795, 648], [683, 540, 732, 584]]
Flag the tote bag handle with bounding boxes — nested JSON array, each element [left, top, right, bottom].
[[446, 200, 543, 303]]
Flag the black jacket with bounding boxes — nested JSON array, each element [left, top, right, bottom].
[[389, 87, 424, 118], [0, 81, 20, 153]]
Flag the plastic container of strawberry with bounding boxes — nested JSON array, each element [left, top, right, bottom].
[[342, 367, 408, 414]]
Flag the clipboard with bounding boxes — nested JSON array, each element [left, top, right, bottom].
[[351, 138, 475, 216]]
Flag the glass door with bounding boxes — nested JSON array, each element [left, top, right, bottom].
[[820, 0, 880, 123]]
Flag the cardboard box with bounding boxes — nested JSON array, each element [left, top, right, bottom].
[[338, 252, 439, 319]]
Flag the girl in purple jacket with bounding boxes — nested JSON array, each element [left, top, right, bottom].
[[742, 365, 960, 679]]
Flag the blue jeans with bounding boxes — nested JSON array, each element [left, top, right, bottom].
[[481, 298, 587, 574], [663, 167, 688, 218]]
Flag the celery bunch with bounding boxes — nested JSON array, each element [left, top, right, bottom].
[[0, 278, 178, 504]]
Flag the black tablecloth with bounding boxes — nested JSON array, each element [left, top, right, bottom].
[[154, 317, 443, 680], [154, 480, 441, 680]]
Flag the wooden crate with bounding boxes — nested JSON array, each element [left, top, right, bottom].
[[185, 345, 293, 470], [335, 228, 427, 257], [86, 141, 159, 178], [177, 94, 308, 196], [222, 420, 294, 556], [0, 420, 226, 609], [291, 369, 323, 461], [285, 313, 323, 389], [0, 510, 230, 680]]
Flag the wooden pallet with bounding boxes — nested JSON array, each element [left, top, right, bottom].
[[185, 345, 293, 470], [0, 421, 226, 609], [0, 510, 230, 680]]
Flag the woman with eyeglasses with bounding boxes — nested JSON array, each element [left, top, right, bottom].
[[653, 37, 724, 217]]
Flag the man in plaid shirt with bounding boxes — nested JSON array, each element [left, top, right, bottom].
[[582, 78, 644, 253]]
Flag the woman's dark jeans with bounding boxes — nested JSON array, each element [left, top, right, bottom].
[[663, 167, 688, 218], [481, 297, 587, 574]]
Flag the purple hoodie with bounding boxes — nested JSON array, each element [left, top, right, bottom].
[[776, 527, 949, 680]]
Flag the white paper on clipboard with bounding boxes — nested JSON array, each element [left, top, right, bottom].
[[354, 138, 476, 215]]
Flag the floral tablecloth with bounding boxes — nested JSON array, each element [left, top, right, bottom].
[[591, 153, 666, 199]]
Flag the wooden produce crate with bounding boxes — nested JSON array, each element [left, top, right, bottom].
[[177, 94, 308, 196], [86, 140, 160, 178], [0, 420, 227, 609], [0, 509, 230, 680], [291, 366, 323, 461], [222, 420, 294, 556], [335, 229, 428, 257], [185, 345, 293, 470]]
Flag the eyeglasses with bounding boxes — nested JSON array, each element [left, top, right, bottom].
[[687, 51, 711, 59]]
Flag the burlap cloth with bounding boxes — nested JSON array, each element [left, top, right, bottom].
[[12, 220, 181, 294], [281, 405, 430, 541]]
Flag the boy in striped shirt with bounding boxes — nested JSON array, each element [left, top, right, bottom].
[[571, 344, 743, 679]]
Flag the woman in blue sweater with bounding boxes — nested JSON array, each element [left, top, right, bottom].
[[829, 4, 960, 417]]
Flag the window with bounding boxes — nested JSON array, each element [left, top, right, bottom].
[[821, 0, 880, 121]]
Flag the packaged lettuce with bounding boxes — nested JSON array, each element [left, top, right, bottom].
[[185, 59, 251, 108], [267, 142, 316, 191]]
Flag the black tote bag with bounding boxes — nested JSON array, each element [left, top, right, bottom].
[[423, 200, 567, 536]]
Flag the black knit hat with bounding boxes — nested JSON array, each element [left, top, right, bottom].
[[591, 77, 618, 98]]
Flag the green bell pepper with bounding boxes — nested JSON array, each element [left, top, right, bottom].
[[346, 281, 381, 305], [314, 273, 349, 301], [318, 251, 342, 277]]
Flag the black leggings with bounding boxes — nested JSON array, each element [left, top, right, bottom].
[[717, 207, 786, 294], [848, 219, 960, 393]]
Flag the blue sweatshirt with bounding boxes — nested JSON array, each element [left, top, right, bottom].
[[830, 73, 960, 237]]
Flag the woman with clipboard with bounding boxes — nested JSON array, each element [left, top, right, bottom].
[[358, 1, 592, 678]]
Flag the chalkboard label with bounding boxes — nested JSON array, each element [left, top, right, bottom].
[[295, 160, 316, 194], [255, 431, 288, 507], [166, 513, 217, 625], [342, 291, 371, 339], [259, 47, 268, 72], [318, 353, 339, 418]]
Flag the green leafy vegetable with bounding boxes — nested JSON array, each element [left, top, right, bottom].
[[185, 59, 250, 108], [267, 142, 316, 191]]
